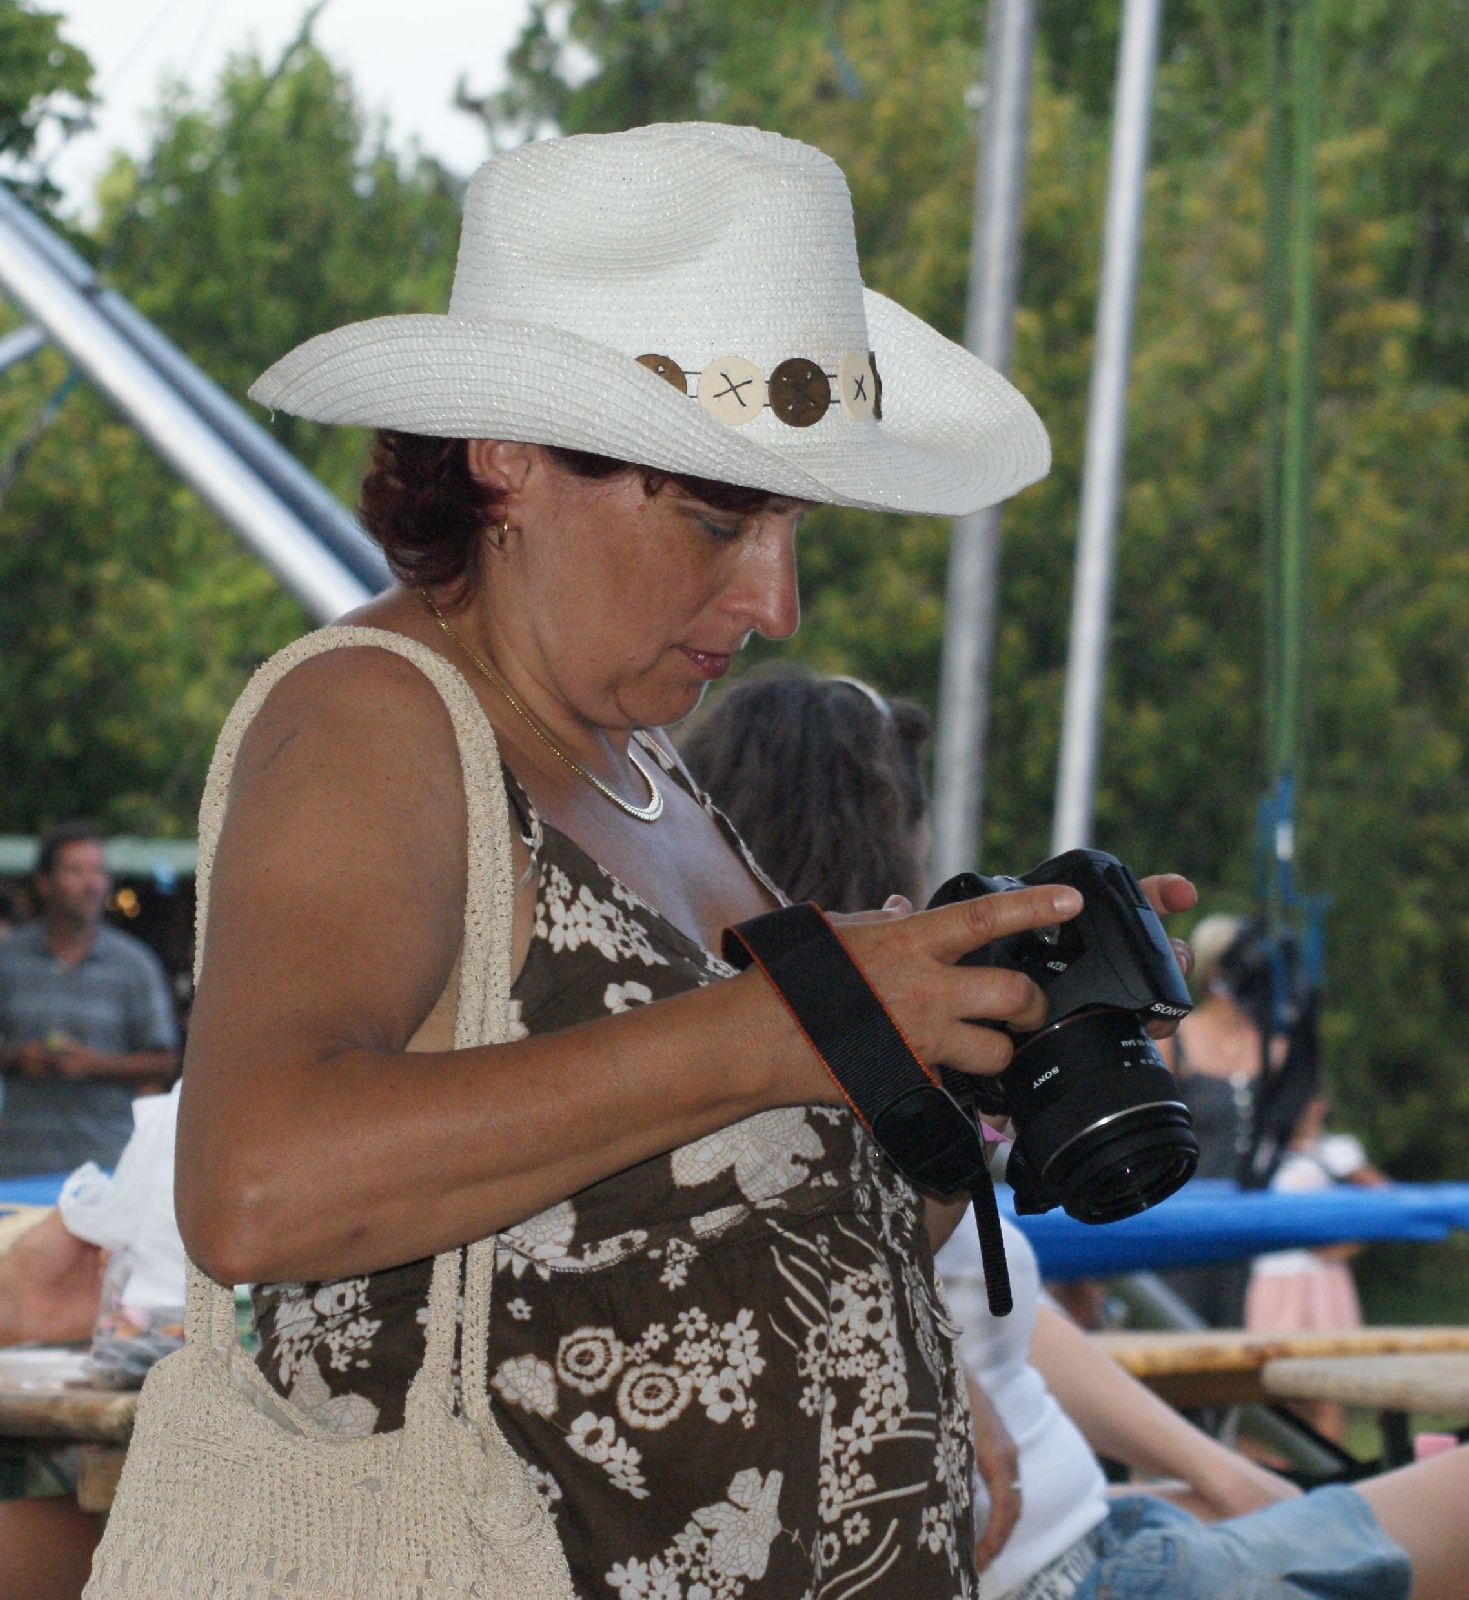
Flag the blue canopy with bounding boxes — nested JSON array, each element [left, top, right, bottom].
[[1007, 1179, 1469, 1280]]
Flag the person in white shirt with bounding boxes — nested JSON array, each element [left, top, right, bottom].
[[938, 1216, 1468, 1600]]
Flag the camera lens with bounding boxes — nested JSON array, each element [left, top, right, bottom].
[[1001, 1009, 1199, 1223]]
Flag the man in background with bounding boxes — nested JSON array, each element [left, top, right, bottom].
[[0, 824, 179, 1176]]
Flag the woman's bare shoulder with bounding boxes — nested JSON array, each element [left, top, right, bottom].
[[231, 640, 463, 791]]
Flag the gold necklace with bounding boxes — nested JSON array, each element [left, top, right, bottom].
[[420, 590, 664, 824]]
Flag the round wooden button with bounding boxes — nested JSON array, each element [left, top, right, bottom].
[[768, 357, 831, 428], [636, 353, 687, 394], [837, 352, 877, 420], [697, 356, 763, 426]]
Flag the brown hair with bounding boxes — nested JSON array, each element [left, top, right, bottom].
[[679, 671, 932, 913], [358, 431, 780, 598]]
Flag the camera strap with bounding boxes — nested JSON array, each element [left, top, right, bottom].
[[723, 903, 1013, 1315]]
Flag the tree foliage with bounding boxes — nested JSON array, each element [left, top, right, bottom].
[[0, 42, 462, 835], [0, 0, 93, 206]]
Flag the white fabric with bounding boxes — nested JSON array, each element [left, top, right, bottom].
[[250, 122, 1050, 518], [936, 1218, 1109, 1599], [59, 1083, 185, 1312]]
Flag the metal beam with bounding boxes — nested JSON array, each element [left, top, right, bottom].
[[0, 186, 388, 595], [1051, 0, 1163, 852], [0, 193, 373, 622], [0, 323, 47, 375], [932, 0, 1037, 879]]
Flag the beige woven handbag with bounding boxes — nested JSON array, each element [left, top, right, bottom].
[[85, 629, 576, 1599]]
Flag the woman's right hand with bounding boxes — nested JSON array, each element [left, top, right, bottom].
[[811, 883, 1083, 1087]]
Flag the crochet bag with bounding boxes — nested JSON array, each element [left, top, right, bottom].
[[84, 629, 576, 1599]]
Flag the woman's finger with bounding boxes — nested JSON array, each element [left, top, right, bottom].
[[1138, 872, 1197, 918], [922, 883, 1083, 965]]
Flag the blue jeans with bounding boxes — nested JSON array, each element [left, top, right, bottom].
[[1075, 1487, 1410, 1600]]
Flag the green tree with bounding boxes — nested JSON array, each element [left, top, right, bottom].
[[0, 43, 462, 835], [0, 0, 93, 207]]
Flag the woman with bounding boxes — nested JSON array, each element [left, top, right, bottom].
[[687, 668, 1467, 1600], [174, 124, 1189, 1597], [680, 670, 933, 913]]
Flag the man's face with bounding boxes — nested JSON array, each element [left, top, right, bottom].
[[38, 841, 110, 925]]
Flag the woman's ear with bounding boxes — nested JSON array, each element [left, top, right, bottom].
[[465, 438, 535, 495]]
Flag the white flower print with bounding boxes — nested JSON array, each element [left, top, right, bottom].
[[605, 979, 655, 1013], [568, 1411, 618, 1464], [697, 1368, 749, 1425], [717, 1310, 765, 1386], [499, 1200, 577, 1278], [557, 1326, 627, 1395], [606, 1556, 680, 1599], [671, 1108, 825, 1203], [618, 1362, 694, 1430], [506, 1297, 533, 1322], [659, 1236, 699, 1290], [311, 1279, 363, 1318], [691, 1468, 784, 1581], [537, 867, 669, 968], [506, 997, 529, 1041], [568, 1413, 649, 1499], [492, 1355, 558, 1418], [919, 1504, 951, 1554]]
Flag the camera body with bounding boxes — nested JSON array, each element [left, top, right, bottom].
[[928, 848, 1199, 1222]]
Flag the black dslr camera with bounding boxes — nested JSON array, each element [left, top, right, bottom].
[[928, 848, 1199, 1223]]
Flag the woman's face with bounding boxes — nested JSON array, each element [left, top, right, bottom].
[[483, 444, 809, 732]]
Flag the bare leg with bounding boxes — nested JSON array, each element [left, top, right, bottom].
[[1354, 1443, 1469, 1600], [0, 1499, 103, 1600]]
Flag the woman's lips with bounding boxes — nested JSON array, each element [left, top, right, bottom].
[[680, 647, 731, 680]]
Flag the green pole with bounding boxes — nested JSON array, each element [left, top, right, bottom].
[[1261, 0, 1290, 795], [1278, 0, 1319, 789]]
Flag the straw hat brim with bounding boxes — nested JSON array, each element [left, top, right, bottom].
[[249, 288, 1049, 517]]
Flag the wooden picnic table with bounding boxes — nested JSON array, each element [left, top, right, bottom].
[[1263, 1351, 1469, 1464], [0, 1348, 136, 1512], [1094, 1325, 1469, 1410]]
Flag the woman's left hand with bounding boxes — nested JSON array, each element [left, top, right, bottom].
[[964, 1370, 1023, 1572], [1137, 873, 1197, 1037]]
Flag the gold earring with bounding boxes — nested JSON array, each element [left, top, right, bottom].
[[491, 517, 511, 550]]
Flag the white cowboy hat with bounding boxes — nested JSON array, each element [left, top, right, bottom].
[[249, 122, 1049, 517]]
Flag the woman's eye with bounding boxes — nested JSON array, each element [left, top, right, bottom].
[[696, 516, 744, 542]]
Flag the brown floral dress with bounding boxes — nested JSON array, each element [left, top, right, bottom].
[[252, 737, 976, 1599]]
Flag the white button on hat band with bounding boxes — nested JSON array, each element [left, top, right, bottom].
[[838, 352, 877, 421], [696, 357, 763, 427]]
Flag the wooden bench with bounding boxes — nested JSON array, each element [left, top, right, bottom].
[[0, 1348, 136, 1512], [1263, 1351, 1469, 1464], [1093, 1326, 1469, 1410]]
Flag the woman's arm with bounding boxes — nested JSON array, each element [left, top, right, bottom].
[[177, 648, 1067, 1287], [1028, 1302, 1299, 1519]]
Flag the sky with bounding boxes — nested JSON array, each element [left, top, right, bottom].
[[42, 0, 537, 215]]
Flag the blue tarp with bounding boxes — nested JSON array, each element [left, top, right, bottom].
[[0, 1172, 73, 1208], [1007, 1179, 1469, 1281], [10, 1172, 1469, 1284]]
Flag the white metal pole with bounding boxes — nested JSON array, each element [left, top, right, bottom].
[[1051, 0, 1163, 853], [0, 204, 372, 622], [932, 0, 1037, 880]]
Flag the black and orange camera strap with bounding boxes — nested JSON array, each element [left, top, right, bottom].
[[723, 902, 1014, 1315]]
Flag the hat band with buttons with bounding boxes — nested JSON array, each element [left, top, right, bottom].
[[636, 350, 883, 428]]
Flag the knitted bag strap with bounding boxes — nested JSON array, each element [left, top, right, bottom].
[[187, 625, 515, 1413]]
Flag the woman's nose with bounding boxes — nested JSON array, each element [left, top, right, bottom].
[[732, 522, 801, 641]]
